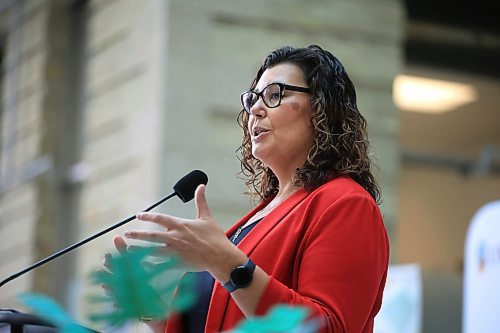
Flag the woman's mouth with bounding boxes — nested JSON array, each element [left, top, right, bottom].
[[252, 127, 269, 138]]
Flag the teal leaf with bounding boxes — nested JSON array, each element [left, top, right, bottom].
[[230, 304, 318, 333], [19, 293, 91, 333], [87, 247, 196, 328]]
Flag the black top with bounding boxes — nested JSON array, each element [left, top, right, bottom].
[[181, 219, 262, 333]]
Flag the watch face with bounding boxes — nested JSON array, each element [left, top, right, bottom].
[[231, 266, 252, 287]]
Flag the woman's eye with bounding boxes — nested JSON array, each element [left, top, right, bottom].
[[270, 92, 280, 101]]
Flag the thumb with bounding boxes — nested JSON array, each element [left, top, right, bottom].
[[195, 184, 212, 219], [113, 235, 128, 255]]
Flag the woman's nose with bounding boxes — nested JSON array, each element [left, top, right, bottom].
[[249, 98, 267, 118]]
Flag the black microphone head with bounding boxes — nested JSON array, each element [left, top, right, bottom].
[[173, 170, 208, 203]]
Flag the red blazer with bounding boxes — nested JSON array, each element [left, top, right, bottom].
[[166, 177, 389, 332]]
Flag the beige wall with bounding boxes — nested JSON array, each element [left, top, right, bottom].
[[163, 0, 403, 238], [398, 167, 500, 272], [0, 0, 49, 309], [77, 0, 170, 320]]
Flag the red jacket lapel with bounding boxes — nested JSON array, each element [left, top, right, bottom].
[[205, 190, 308, 332]]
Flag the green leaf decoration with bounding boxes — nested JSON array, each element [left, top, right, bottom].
[[87, 247, 196, 328], [288, 318, 323, 333], [230, 304, 319, 333], [19, 293, 91, 333]]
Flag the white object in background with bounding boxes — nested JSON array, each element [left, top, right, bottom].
[[463, 200, 500, 333], [374, 263, 422, 333]]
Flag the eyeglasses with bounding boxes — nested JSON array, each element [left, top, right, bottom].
[[240, 82, 311, 114]]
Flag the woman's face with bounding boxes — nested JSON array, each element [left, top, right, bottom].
[[247, 63, 315, 172]]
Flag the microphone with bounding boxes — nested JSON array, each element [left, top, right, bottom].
[[173, 169, 208, 203], [0, 170, 208, 288]]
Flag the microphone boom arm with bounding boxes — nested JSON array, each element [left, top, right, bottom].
[[0, 192, 176, 288]]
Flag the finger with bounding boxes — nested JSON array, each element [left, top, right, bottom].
[[195, 184, 212, 219], [99, 273, 114, 295], [127, 245, 153, 253], [94, 268, 113, 293], [124, 230, 171, 244], [113, 235, 128, 255], [136, 212, 180, 229], [102, 284, 112, 296], [100, 282, 116, 298], [128, 244, 170, 255], [141, 257, 175, 270], [103, 253, 113, 269], [142, 260, 156, 271]]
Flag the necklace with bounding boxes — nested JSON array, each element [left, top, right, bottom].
[[232, 190, 297, 242], [253, 190, 296, 220], [246, 190, 297, 226]]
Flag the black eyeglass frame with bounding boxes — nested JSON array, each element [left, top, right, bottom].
[[240, 83, 311, 114]]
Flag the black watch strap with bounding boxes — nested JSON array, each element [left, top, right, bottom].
[[223, 258, 256, 293]]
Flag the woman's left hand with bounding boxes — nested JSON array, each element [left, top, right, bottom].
[[124, 185, 245, 279]]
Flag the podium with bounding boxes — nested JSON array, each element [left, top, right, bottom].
[[0, 309, 98, 333], [0, 309, 57, 333]]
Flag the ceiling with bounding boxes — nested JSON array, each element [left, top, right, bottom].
[[401, 0, 500, 175], [406, 0, 500, 34], [405, 0, 500, 78]]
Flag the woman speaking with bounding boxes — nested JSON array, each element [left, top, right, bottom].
[[113, 45, 389, 333]]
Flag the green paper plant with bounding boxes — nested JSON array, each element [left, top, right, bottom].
[[19, 293, 91, 333], [19, 247, 320, 333], [87, 247, 197, 328], [229, 304, 321, 333]]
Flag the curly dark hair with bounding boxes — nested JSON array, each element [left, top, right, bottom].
[[237, 45, 381, 204]]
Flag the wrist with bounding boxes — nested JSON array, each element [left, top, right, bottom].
[[222, 258, 256, 293], [209, 248, 248, 284]]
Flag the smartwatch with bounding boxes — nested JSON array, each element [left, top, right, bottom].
[[223, 258, 256, 293]]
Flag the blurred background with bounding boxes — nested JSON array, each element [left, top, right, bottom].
[[0, 0, 499, 332]]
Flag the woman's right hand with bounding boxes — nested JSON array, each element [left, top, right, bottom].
[[101, 235, 129, 297], [103, 235, 128, 270], [113, 235, 128, 254], [102, 236, 167, 333]]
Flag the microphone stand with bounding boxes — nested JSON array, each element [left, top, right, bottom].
[[0, 192, 176, 288]]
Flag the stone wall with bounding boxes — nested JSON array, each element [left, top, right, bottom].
[[0, 0, 403, 323], [75, 0, 169, 319], [0, 0, 50, 309], [163, 0, 403, 249]]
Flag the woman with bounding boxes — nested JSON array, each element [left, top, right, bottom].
[[116, 45, 389, 332]]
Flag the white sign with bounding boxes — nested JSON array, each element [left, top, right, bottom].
[[375, 263, 422, 333], [463, 200, 500, 333]]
